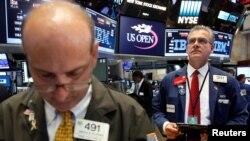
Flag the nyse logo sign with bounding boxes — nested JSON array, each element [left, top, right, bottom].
[[178, 17, 198, 24], [178, 1, 202, 24]]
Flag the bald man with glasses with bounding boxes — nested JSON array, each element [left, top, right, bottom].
[[0, 1, 153, 141]]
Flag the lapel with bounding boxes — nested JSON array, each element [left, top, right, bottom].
[[208, 66, 219, 124], [20, 88, 49, 141], [174, 66, 188, 113], [84, 76, 117, 126]]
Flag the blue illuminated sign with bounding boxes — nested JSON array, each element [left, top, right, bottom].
[[217, 10, 239, 23], [165, 29, 233, 58], [178, 1, 202, 24]]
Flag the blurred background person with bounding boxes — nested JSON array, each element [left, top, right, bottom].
[[132, 70, 153, 118], [237, 74, 250, 125]]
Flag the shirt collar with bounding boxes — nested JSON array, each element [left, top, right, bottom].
[[187, 63, 209, 77], [138, 78, 144, 86], [45, 84, 92, 125]]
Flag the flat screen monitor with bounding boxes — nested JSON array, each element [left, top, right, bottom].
[[0, 75, 11, 87], [93, 58, 108, 82], [0, 53, 10, 69], [164, 29, 233, 59], [3, 0, 46, 44], [118, 15, 165, 56], [209, 1, 244, 34], [237, 67, 250, 78], [0, 72, 7, 75], [210, 31, 233, 58], [123, 61, 133, 71], [165, 28, 190, 57], [86, 8, 117, 54]]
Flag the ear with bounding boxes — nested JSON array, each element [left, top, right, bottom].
[[210, 44, 214, 53], [90, 41, 99, 69]]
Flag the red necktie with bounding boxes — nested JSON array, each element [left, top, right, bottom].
[[188, 70, 200, 123]]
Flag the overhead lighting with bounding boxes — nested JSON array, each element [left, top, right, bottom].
[[126, 0, 167, 11], [142, 12, 149, 16]]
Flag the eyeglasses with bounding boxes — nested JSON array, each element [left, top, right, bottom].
[[33, 81, 91, 93], [187, 37, 212, 45]]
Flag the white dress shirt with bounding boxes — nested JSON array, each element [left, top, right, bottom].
[[185, 63, 211, 125], [45, 85, 92, 141]]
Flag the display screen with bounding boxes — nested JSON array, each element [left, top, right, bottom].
[[118, 15, 165, 56], [217, 10, 240, 23], [207, 1, 244, 34], [165, 29, 190, 56], [0, 75, 11, 87], [165, 29, 233, 58], [3, 0, 46, 44], [93, 58, 108, 82], [211, 31, 233, 58], [86, 8, 117, 54], [0, 53, 10, 69], [237, 67, 250, 78], [123, 61, 133, 70]]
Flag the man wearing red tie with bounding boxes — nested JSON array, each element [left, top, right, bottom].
[[152, 25, 248, 141]]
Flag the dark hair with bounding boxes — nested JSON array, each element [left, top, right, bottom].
[[237, 74, 245, 81], [132, 70, 143, 78]]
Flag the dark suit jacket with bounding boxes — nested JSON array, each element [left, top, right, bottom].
[[135, 79, 153, 117], [152, 65, 248, 139], [0, 76, 153, 141]]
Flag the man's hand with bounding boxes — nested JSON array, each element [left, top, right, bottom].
[[164, 122, 183, 139]]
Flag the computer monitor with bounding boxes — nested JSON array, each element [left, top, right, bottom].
[[85, 8, 117, 54], [210, 30, 233, 59], [237, 67, 250, 78], [0, 75, 11, 88], [0, 53, 10, 69], [3, 0, 46, 44], [165, 28, 190, 57]]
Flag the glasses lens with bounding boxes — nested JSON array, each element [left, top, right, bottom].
[[188, 38, 210, 45], [198, 38, 208, 44], [188, 38, 196, 44], [65, 83, 89, 91], [35, 85, 54, 93], [34, 82, 90, 93]]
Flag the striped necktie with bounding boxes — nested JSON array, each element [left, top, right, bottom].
[[55, 111, 73, 141]]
